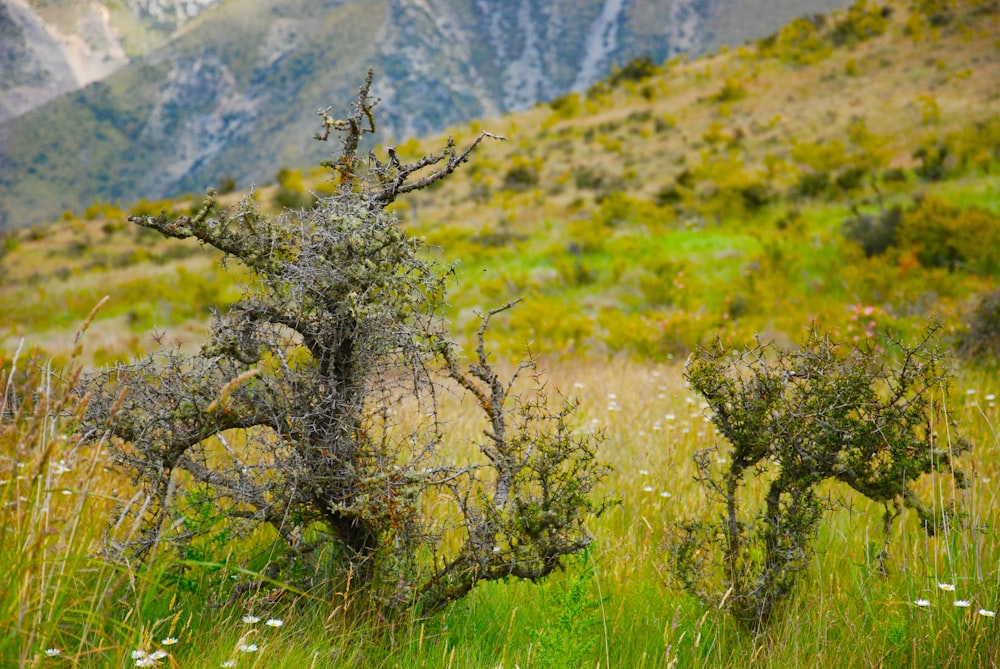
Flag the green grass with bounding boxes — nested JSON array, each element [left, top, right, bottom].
[[4, 354, 998, 667]]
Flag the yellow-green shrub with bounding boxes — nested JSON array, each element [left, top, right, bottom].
[[758, 16, 832, 65], [504, 295, 595, 356], [597, 308, 706, 360], [897, 196, 1000, 275]]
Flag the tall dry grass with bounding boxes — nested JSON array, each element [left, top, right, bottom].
[[3, 331, 999, 667]]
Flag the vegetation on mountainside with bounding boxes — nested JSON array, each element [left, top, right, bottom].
[[4, 0, 997, 365], [2, 0, 850, 231], [1, 0, 999, 666]]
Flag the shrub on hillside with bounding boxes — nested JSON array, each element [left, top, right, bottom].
[[910, 0, 955, 29], [738, 181, 774, 212], [78, 72, 608, 617], [607, 55, 660, 86], [216, 175, 237, 194], [671, 326, 968, 630], [573, 165, 611, 191], [548, 92, 582, 120], [709, 77, 747, 104], [757, 15, 831, 65], [914, 120, 1000, 180], [757, 0, 888, 63], [655, 183, 686, 207], [503, 160, 540, 191], [842, 205, 901, 257], [273, 166, 317, 209], [596, 308, 700, 361], [273, 185, 317, 209], [793, 170, 831, 199], [128, 198, 175, 219], [829, 0, 891, 46], [566, 215, 612, 254], [833, 165, 868, 192], [913, 143, 952, 181], [897, 196, 1000, 275]]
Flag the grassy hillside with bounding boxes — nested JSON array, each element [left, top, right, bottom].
[[0, 0, 860, 230], [2, 1, 1000, 666], [4, 0, 997, 364]]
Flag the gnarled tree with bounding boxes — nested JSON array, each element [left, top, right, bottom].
[[81, 71, 607, 614]]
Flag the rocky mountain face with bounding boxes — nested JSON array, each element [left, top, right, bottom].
[[0, 0, 852, 229], [374, 0, 719, 137], [0, 0, 219, 124]]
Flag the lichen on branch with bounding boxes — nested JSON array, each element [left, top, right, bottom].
[[81, 70, 602, 616]]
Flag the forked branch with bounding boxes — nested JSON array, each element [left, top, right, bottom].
[[315, 67, 505, 210]]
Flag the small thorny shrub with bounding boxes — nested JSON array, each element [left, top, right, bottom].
[[896, 196, 1000, 275], [670, 325, 968, 630], [79, 71, 609, 617]]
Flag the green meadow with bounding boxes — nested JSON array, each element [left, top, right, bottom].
[[2, 1, 1000, 666]]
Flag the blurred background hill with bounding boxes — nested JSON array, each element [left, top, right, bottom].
[[2, 0, 997, 367], [0, 0, 854, 229]]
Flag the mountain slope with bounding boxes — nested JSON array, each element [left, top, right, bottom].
[[0, 0, 220, 124], [0, 0, 855, 230], [1, 0, 997, 363]]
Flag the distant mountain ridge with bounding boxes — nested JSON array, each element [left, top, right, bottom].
[[0, 0, 852, 229], [0, 0, 218, 124]]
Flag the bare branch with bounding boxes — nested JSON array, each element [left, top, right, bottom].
[[367, 131, 507, 210]]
